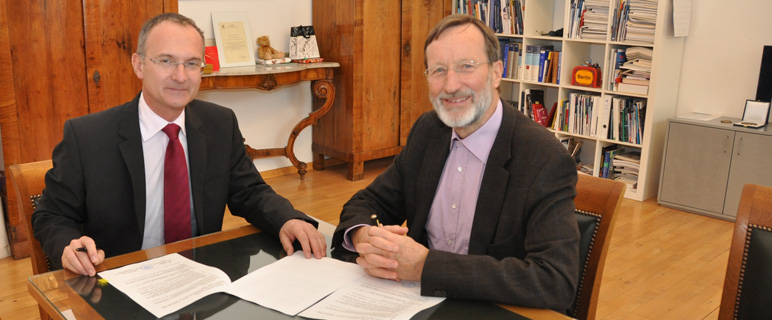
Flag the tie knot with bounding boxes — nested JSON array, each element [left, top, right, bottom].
[[162, 124, 181, 140]]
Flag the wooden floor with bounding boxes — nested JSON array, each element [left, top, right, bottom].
[[0, 157, 733, 320]]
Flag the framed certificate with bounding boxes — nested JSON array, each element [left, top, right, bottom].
[[211, 11, 255, 68]]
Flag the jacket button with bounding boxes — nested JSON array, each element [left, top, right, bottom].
[[434, 290, 446, 297]]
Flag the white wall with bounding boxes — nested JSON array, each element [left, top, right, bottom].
[[676, 0, 772, 118], [179, 0, 313, 172]]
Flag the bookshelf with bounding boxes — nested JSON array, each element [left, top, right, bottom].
[[453, 0, 685, 201]]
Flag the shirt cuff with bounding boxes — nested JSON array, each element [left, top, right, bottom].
[[342, 224, 369, 252]]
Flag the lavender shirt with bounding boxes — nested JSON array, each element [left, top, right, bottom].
[[342, 101, 503, 254]]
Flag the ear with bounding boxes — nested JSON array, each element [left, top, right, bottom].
[[491, 60, 503, 88], [131, 53, 144, 79]]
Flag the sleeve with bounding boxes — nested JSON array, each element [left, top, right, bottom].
[[222, 111, 318, 238], [420, 150, 579, 313], [31, 120, 88, 269]]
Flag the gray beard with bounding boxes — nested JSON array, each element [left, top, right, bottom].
[[431, 73, 493, 129]]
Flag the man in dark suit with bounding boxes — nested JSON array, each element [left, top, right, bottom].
[[331, 14, 579, 313], [33, 13, 326, 277]]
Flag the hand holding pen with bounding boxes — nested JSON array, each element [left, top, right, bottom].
[[63, 236, 105, 277]]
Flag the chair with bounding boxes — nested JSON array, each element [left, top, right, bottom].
[[719, 184, 772, 320], [9, 159, 53, 320], [569, 174, 626, 320]]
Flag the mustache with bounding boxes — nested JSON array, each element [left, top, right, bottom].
[[436, 89, 476, 100]]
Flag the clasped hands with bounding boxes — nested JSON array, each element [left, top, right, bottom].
[[352, 225, 428, 282], [62, 219, 326, 277]]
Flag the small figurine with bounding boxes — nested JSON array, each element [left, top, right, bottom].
[[256, 35, 285, 60]]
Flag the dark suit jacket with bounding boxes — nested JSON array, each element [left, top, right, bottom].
[[332, 101, 579, 312], [33, 94, 315, 269]]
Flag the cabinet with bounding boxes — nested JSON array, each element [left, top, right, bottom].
[[311, 0, 451, 181], [0, 0, 177, 258], [658, 118, 772, 219], [453, 0, 685, 201]]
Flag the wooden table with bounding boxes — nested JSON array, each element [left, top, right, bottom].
[[28, 225, 571, 320], [199, 62, 339, 179]]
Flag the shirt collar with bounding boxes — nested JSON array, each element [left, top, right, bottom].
[[450, 99, 503, 164], [138, 91, 186, 141]]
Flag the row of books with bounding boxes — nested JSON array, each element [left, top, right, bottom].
[[611, 0, 658, 44], [606, 97, 646, 143], [568, 0, 611, 40], [454, 0, 524, 35], [553, 93, 602, 137], [552, 94, 646, 144], [500, 41, 522, 80], [524, 45, 561, 84]]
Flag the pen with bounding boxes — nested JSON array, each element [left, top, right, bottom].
[[370, 213, 382, 227], [75, 247, 88, 253]]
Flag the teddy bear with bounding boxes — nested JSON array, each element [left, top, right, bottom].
[[256, 35, 284, 60]]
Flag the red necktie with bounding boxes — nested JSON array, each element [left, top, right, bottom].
[[162, 124, 191, 243]]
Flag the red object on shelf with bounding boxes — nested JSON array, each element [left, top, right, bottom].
[[205, 46, 220, 71]]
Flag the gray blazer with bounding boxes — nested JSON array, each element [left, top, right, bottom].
[[332, 101, 579, 312], [33, 94, 315, 269]]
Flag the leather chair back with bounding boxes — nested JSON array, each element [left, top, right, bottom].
[[569, 174, 626, 320], [719, 184, 772, 320]]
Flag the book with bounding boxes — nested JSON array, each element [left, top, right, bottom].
[[617, 82, 649, 95], [533, 103, 549, 126], [621, 77, 650, 85]]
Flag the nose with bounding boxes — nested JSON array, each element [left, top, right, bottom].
[[442, 68, 463, 93], [170, 63, 189, 82]]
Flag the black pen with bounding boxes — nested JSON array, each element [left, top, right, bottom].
[[75, 246, 98, 253], [370, 213, 382, 227]]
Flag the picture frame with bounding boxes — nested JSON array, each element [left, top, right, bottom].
[[734, 99, 770, 128], [211, 11, 255, 68]]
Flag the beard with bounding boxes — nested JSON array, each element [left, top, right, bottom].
[[431, 73, 494, 129]]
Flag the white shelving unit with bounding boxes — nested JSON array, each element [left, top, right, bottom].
[[453, 0, 685, 201]]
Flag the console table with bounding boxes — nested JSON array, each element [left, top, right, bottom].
[[199, 62, 339, 179]]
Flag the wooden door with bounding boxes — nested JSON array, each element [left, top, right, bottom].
[[83, 0, 177, 113], [399, 0, 451, 145]]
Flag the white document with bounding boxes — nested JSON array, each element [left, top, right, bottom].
[[228, 251, 366, 316], [99, 251, 442, 319], [299, 276, 445, 320], [672, 0, 691, 37], [98, 253, 232, 318]]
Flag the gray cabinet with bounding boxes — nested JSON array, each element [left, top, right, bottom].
[[658, 117, 772, 220]]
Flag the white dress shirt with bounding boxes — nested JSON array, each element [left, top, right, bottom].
[[137, 92, 195, 249]]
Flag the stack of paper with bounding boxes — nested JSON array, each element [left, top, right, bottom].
[[580, 0, 611, 40]]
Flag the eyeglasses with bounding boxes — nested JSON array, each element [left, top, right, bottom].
[[145, 56, 205, 74], [424, 60, 489, 83]]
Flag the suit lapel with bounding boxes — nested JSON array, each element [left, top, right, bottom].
[[409, 123, 452, 246], [117, 95, 147, 237], [467, 102, 516, 255], [185, 102, 207, 234]]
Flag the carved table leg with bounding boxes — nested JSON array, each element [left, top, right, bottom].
[[283, 79, 336, 179]]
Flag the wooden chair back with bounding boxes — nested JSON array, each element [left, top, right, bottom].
[[570, 174, 626, 320], [719, 184, 772, 320], [8, 159, 53, 320]]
